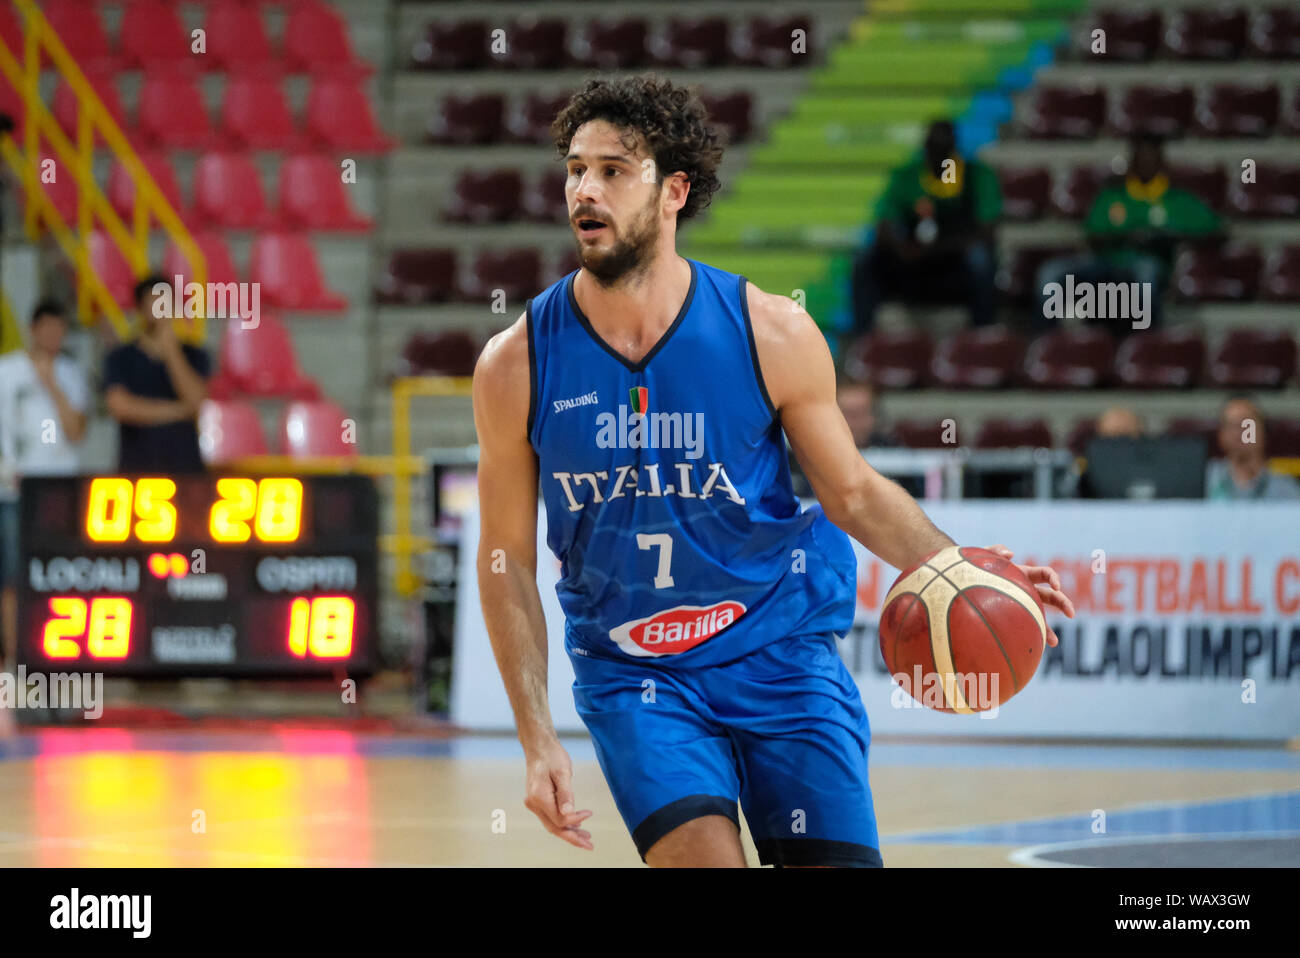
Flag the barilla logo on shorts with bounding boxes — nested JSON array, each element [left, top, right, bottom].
[[609, 601, 746, 657]]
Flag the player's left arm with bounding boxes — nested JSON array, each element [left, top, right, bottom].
[[745, 282, 1075, 640]]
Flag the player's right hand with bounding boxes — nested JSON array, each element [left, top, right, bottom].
[[524, 738, 594, 850]]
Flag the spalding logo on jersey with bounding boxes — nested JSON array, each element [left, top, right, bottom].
[[609, 600, 747, 657]]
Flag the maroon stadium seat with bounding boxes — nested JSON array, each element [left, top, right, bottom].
[[842, 330, 932, 389], [303, 79, 393, 153], [700, 91, 753, 144], [1024, 329, 1115, 389], [497, 17, 569, 70], [192, 152, 274, 230], [1195, 83, 1281, 138], [399, 331, 480, 377], [997, 167, 1052, 220], [204, 3, 276, 74], [1093, 10, 1163, 61], [1286, 89, 1300, 135], [998, 245, 1078, 302], [1260, 246, 1300, 302], [458, 248, 543, 303], [1065, 418, 1098, 457], [163, 232, 242, 288], [1022, 85, 1106, 139], [0, 4, 21, 64], [120, 0, 191, 70], [199, 400, 270, 463], [53, 71, 128, 143], [1109, 84, 1195, 137], [137, 72, 216, 149], [43, 0, 117, 73], [974, 419, 1053, 450], [1266, 419, 1300, 457], [428, 93, 506, 145], [1172, 244, 1263, 302], [649, 18, 732, 69], [1114, 327, 1206, 388], [1163, 7, 1249, 60], [249, 232, 349, 312], [893, 420, 953, 449], [1167, 163, 1227, 212], [1052, 165, 1110, 219], [0, 74, 25, 141], [552, 247, 583, 281], [108, 152, 187, 224], [218, 313, 321, 400], [283, 0, 372, 77], [444, 169, 524, 224], [220, 76, 303, 151], [569, 18, 648, 70], [505, 92, 573, 144], [374, 249, 458, 305], [86, 231, 136, 309], [278, 154, 374, 231], [1249, 8, 1300, 59], [730, 16, 812, 68], [1208, 329, 1298, 389], [930, 325, 1026, 389], [282, 400, 357, 458], [522, 169, 568, 224], [411, 20, 488, 71], [1227, 165, 1300, 218]]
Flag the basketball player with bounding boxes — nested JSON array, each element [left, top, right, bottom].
[[473, 75, 1076, 867]]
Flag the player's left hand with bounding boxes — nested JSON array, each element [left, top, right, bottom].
[[985, 544, 1075, 647]]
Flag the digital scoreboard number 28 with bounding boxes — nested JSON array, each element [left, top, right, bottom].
[[17, 475, 379, 678]]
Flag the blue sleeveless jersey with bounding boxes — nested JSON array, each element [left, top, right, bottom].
[[527, 259, 857, 667]]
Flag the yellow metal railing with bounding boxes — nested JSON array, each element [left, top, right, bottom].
[[0, 291, 23, 353], [391, 376, 474, 595], [0, 0, 206, 340]]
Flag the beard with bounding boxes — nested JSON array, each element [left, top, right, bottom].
[[574, 196, 659, 288]]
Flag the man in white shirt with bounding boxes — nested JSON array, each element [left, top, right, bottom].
[[0, 299, 89, 669]]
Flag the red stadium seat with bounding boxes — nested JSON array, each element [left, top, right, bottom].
[[282, 0, 372, 77], [108, 152, 187, 224], [163, 231, 242, 288], [303, 79, 393, 153], [281, 400, 357, 458], [399, 330, 480, 377], [998, 245, 1078, 302], [217, 313, 320, 400], [1286, 89, 1300, 136], [730, 16, 812, 68], [199, 400, 270, 463], [1114, 327, 1206, 388], [497, 17, 569, 70], [974, 418, 1053, 450], [649, 18, 732, 69], [1022, 85, 1106, 139], [277, 154, 373, 231], [1249, 7, 1300, 59], [930, 326, 1026, 389], [1024, 329, 1115, 389], [1227, 165, 1300, 218], [120, 0, 192, 70], [203, 3, 277, 74], [86, 231, 137, 310], [1167, 163, 1227, 212], [0, 73, 24, 141], [192, 152, 274, 229], [53, 71, 128, 143], [1052, 166, 1110, 219], [1172, 244, 1263, 302], [521, 169, 567, 224], [249, 232, 349, 312], [0, 5, 21, 61], [569, 18, 648, 70], [842, 330, 932, 389], [43, 0, 117, 73], [997, 167, 1052, 221], [552, 247, 582, 281], [136, 72, 216, 149], [428, 93, 506, 145], [444, 169, 524, 224], [1195, 83, 1281, 138], [1093, 10, 1163, 61], [35, 152, 79, 225], [374, 248, 458, 305], [1208, 329, 1298, 389], [1261, 246, 1300, 302], [219, 76, 303, 151], [700, 91, 753, 144], [411, 20, 488, 71], [893, 420, 953, 449], [1163, 8, 1249, 60], [457, 248, 542, 303], [1109, 84, 1195, 137], [504, 92, 573, 144]]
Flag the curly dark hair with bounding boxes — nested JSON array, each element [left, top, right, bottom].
[[551, 74, 724, 226]]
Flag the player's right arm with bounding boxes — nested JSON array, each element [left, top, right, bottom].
[[472, 314, 593, 850]]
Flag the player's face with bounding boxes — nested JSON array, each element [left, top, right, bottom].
[[564, 120, 663, 284]]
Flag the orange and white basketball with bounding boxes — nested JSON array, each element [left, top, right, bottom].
[[879, 546, 1047, 713]]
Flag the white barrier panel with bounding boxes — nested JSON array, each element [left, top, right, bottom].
[[453, 502, 1300, 740]]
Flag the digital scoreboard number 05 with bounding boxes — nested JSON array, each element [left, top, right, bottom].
[[16, 475, 379, 678]]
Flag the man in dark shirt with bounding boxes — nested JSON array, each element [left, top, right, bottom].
[[104, 276, 211, 472]]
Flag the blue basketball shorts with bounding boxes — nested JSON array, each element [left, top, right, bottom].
[[569, 631, 883, 867]]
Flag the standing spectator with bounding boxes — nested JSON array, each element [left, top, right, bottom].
[[1206, 395, 1300, 500], [0, 299, 90, 668], [104, 276, 210, 472], [851, 120, 1001, 335]]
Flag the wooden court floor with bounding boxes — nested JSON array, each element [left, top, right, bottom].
[[0, 729, 1296, 867]]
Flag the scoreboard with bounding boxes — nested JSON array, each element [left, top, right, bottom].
[[16, 474, 379, 677]]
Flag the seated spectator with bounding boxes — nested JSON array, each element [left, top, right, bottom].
[[1075, 405, 1144, 498], [850, 120, 1000, 335], [1035, 134, 1222, 337], [104, 276, 211, 473], [1206, 394, 1300, 500], [0, 298, 90, 666], [837, 380, 896, 450]]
